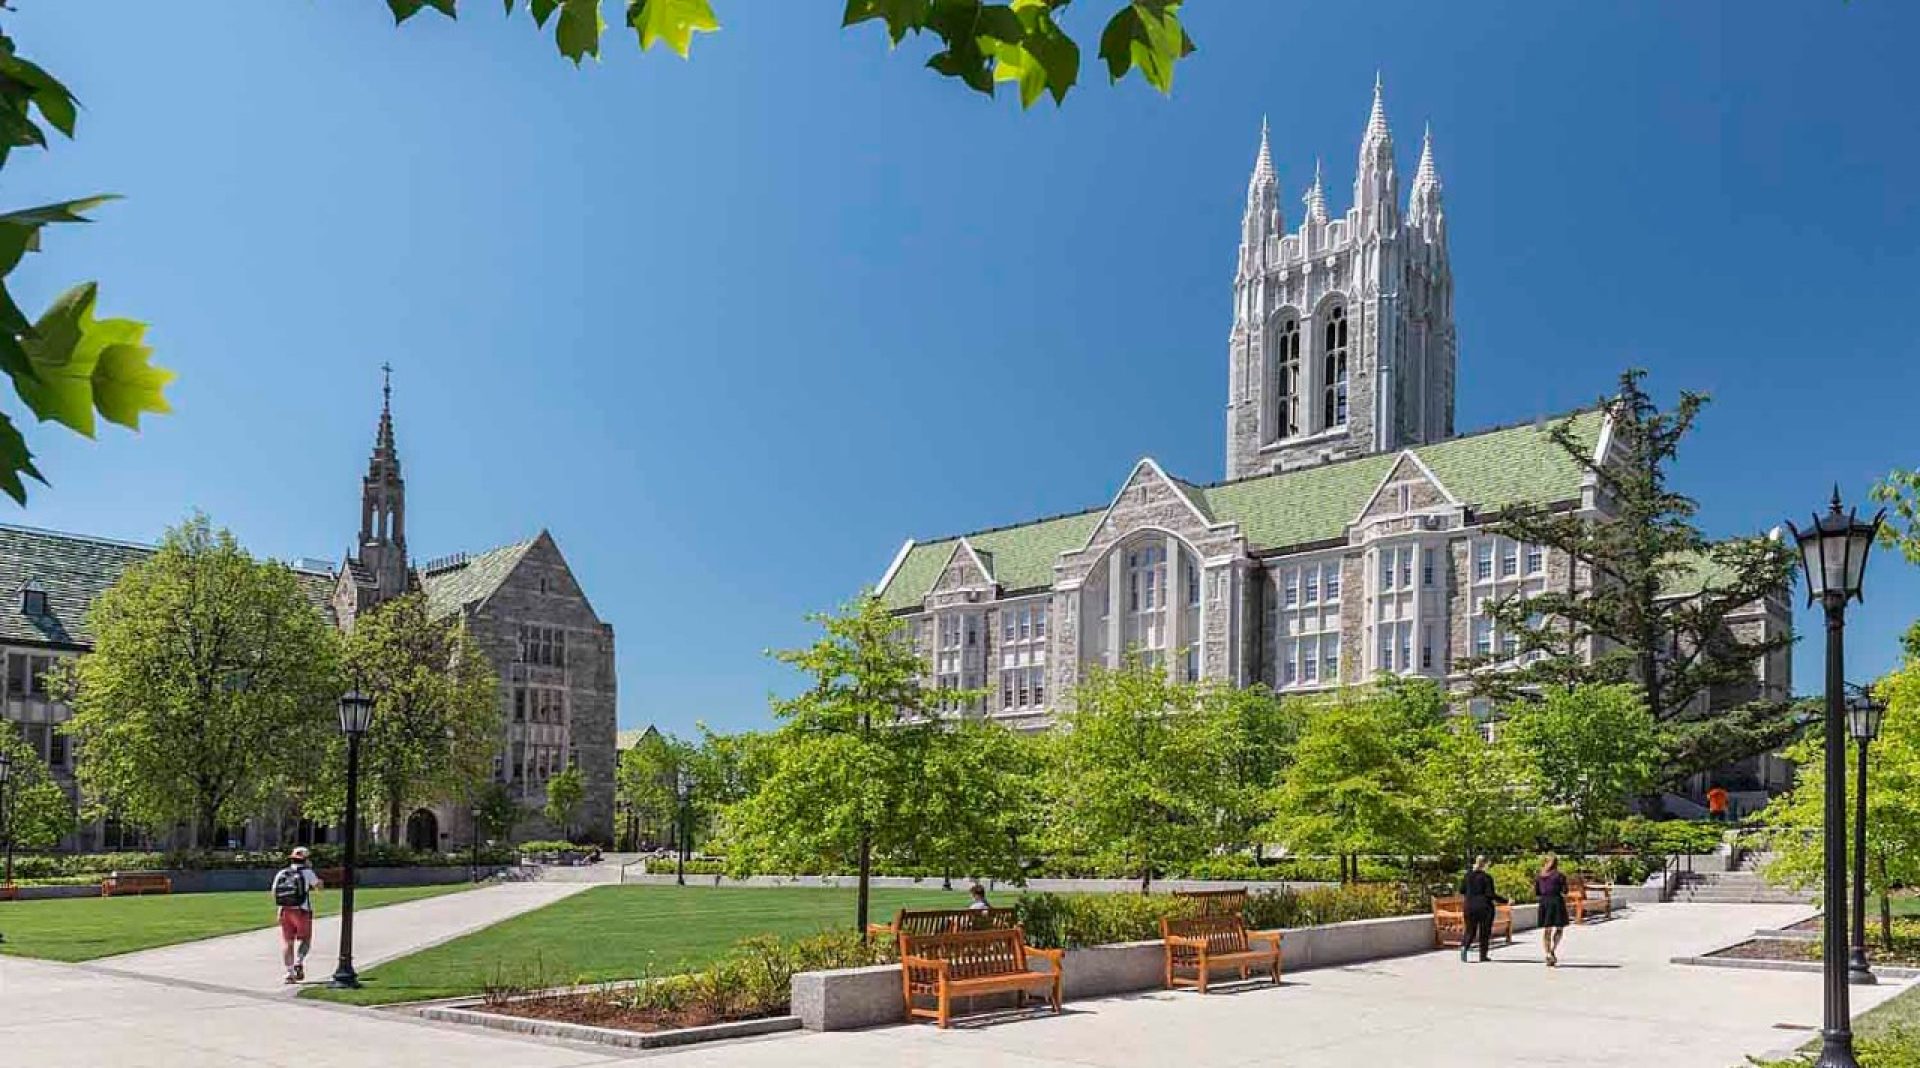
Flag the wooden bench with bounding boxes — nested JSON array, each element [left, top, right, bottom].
[[100, 871, 172, 896], [1161, 914, 1282, 993], [900, 926, 1063, 1028], [0, 883, 17, 901], [1567, 876, 1613, 923], [317, 867, 353, 887], [1173, 887, 1249, 918], [1431, 895, 1513, 949], [870, 906, 1018, 941]]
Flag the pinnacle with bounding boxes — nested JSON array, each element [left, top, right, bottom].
[[1303, 158, 1328, 222], [1249, 115, 1276, 190], [1414, 122, 1439, 188], [1364, 73, 1391, 147]]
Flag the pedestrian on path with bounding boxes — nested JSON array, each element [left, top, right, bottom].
[[1458, 855, 1508, 963], [1534, 854, 1570, 967], [273, 847, 324, 984]]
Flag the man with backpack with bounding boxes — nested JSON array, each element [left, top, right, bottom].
[[273, 847, 324, 984]]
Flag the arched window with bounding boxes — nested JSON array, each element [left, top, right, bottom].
[[1125, 543, 1167, 665], [1273, 317, 1301, 440], [1322, 304, 1348, 428]]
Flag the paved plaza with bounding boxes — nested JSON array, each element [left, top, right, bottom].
[[0, 901, 1906, 1067]]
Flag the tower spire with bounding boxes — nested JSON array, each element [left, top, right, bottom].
[[1354, 74, 1398, 226], [1409, 122, 1445, 232], [1243, 116, 1283, 251], [1303, 158, 1328, 224], [1250, 116, 1276, 189]]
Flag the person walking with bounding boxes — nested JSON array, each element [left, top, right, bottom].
[[1458, 855, 1508, 963], [273, 846, 325, 984], [1534, 854, 1571, 967]]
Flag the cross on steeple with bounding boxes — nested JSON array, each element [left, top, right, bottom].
[[381, 362, 393, 407]]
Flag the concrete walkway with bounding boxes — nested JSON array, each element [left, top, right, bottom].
[[94, 880, 594, 994], [0, 902, 1906, 1066]]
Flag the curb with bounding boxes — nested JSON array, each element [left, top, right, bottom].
[[415, 1004, 802, 1049], [1670, 952, 1920, 980]]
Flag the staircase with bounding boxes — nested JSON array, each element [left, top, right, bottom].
[[1671, 852, 1813, 904]]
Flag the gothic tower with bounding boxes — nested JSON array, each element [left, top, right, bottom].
[[1225, 78, 1456, 480], [333, 366, 412, 629]]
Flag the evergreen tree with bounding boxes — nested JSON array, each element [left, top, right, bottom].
[[1462, 370, 1796, 785]]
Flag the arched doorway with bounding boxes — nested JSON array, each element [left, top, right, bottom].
[[405, 808, 439, 852]]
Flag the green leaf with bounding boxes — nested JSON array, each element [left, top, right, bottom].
[[842, 0, 934, 43], [388, 0, 460, 22], [626, 0, 720, 57], [0, 410, 44, 505], [1097, 1, 1195, 95], [0, 55, 79, 138], [554, 0, 606, 63], [12, 282, 174, 438], [530, 0, 562, 29], [984, 2, 1078, 107], [923, 0, 995, 95]]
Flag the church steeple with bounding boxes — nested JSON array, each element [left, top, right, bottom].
[[1242, 117, 1282, 259], [1354, 74, 1398, 230], [1408, 122, 1445, 238], [355, 363, 409, 605]]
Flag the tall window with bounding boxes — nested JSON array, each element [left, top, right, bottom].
[[998, 601, 1049, 712], [1273, 556, 1341, 691], [1321, 303, 1349, 428], [1274, 316, 1302, 440], [1126, 545, 1168, 664]]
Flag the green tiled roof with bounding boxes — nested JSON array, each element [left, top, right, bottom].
[[0, 525, 153, 648], [419, 539, 536, 620], [877, 411, 1606, 610], [617, 725, 659, 750]]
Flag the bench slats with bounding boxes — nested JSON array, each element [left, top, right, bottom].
[[899, 927, 1062, 1028]]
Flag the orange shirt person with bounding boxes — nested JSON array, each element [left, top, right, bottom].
[[1707, 786, 1730, 821]]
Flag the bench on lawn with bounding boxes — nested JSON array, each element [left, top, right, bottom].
[[900, 926, 1063, 1028], [869, 906, 1018, 942], [100, 871, 172, 896], [1431, 894, 1514, 949], [1173, 887, 1249, 918], [1568, 876, 1613, 923], [1161, 914, 1282, 993], [0, 883, 16, 901], [317, 867, 353, 887]]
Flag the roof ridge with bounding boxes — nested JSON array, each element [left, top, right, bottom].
[[908, 504, 1107, 550], [0, 522, 157, 553]]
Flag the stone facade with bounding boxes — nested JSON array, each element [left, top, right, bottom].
[[871, 80, 1792, 748]]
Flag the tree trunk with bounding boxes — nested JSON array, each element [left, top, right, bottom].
[[1878, 853, 1895, 951], [388, 793, 404, 847]]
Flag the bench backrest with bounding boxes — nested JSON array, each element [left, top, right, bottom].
[[1174, 888, 1249, 918], [1431, 894, 1465, 917], [1163, 915, 1252, 954], [890, 907, 1018, 937], [901, 927, 1032, 980]]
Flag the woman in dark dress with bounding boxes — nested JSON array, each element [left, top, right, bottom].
[[1534, 854, 1571, 966], [1458, 855, 1508, 962]]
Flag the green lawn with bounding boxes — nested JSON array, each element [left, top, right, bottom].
[[302, 884, 967, 1006], [1888, 894, 1920, 919], [0, 883, 474, 962]]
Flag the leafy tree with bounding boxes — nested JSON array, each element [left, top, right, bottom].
[[323, 594, 499, 844], [1201, 683, 1301, 858], [616, 728, 690, 848], [903, 716, 1038, 887], [0, 724, 76, 850], [719, 594, 948, 931], [55, 515, 340, 845], [1263, 686, 1431, 881], [1043, 655, 1225, 893], [1, 34, 174, 502], [1415, 714, 1546, 862], [1500, 683, 1661, 853], [1759, 660, 1920, 950], [544, 764, 586, 840], [1462, 369, 1797, 785], [389, 1, 1198, 104], [474, 781, 522, 842]]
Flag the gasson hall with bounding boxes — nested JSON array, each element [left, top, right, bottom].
[[871, 82, 1792, 807]]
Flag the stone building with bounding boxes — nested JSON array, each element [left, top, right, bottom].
[[874, 82, 1792, 758], [0, 375, 617, 850]]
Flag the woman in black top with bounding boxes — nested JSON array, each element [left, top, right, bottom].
[[1534, 854, 1571, 967], [1458, 855, 1507, 962]]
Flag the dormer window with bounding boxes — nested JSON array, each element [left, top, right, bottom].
[[21, 581, 48, 617]]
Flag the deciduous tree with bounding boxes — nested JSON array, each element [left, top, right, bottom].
[[904, 716, 1038, 887], [616, 728, 690, 849], [57, 515, 340, 845], [0, 724, 76, 850], [1500, 683, 1660, 853], [1415, 714, 1546, 862], [1263, 685, 1431, 881], [544, 764, 586, 840]]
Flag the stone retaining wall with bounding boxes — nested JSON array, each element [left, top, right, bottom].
[[792, 900, 1634, 1031]]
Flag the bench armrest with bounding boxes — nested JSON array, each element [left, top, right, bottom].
[[900, 955, 950, 979], [866, 923, 897, 936], [1027, 947, 1065, 973], [1163, 934, 1208, 948], [1247, 929, 1285, 949]]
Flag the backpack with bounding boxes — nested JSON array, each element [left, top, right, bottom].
[[272, 865, 310, 908]]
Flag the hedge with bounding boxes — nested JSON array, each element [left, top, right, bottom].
[[5, 844, 516, 880], [1011, 884, 1423, 950]]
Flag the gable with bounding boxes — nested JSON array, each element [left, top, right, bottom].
[[930, 539, 995, 595], [1355, 452, 1455, 524]]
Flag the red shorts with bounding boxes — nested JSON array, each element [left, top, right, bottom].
[[278, 907, 313, 942]]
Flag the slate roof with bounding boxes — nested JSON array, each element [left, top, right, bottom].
[[418, 538, 537, 620], [616, 725, 660, 750], [878, 410, 1607, 610], [0, 524, 338, 649]]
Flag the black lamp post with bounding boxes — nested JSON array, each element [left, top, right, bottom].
[[469, 803, 483, 884], [330, 687, 375, 990], [0, 749, 14, 891], [674, 768, 691, 887], [1787, 488, 1882, 1068], [1845, 683, 1887, 986]]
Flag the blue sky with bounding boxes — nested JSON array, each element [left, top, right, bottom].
[[6, 2, 1918, 737]]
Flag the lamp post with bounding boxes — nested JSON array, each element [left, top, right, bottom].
[[1845, 683, 1887, 986], [0, 749, 13, 892], [674, 767, 691, 887], [469, 803, 483, 884], [330, 687, 376, 990], [1787, 488, 1882, 1068]]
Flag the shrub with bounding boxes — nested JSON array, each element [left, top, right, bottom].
[[1012, 884, 1422, 949], [1615, 817, 1724, 858], [612, 930, 892, 1021], [6, 844, 516, 881], [516, 840, 582, 855]]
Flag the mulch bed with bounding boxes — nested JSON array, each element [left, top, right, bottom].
[[1784, 915, 1823, 933], [1709, 934, 1920, 968], [480, 993, 776, 1034]]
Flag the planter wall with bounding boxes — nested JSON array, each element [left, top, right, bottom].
[[621, 870, 1335, 895], [791, 900, 1628, 1032], [8, 864, 509, 898]]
